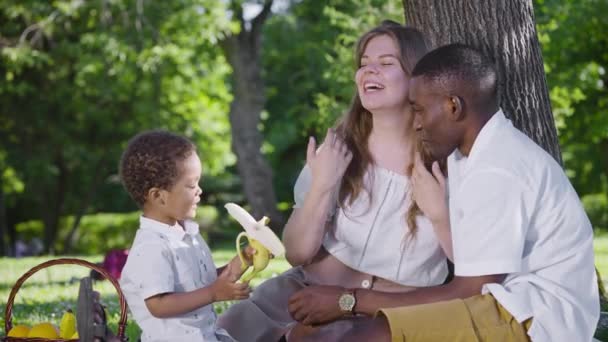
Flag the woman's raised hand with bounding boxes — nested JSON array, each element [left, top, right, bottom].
[[411, 151, 448, 225], [307, 128, 353, 195]]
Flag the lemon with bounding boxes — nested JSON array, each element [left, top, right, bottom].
[[7, 324, 30, 337], [59, 309, 77, 338], [70, 330, 79, 339], [27, 322, 59, 338]]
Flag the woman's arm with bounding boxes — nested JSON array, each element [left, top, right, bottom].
[[287, 274, 505, 325], [411, 154, 453, 260], [283, 130, 352, 266], [355, 274, 505, 314], [430, 214, 453, 261], [283, 189, 334, 266]]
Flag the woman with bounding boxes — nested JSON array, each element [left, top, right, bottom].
[[217, 20, 451, 342]]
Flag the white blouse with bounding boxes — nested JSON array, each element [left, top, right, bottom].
[[294, 165, 448, 287]]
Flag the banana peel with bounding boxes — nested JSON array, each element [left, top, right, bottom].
[[225, 203, 286, 282], [225, 203, 285, 256]]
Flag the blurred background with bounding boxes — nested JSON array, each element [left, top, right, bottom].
[[1, 0, 604, 257], [0, 0, 606, 340]]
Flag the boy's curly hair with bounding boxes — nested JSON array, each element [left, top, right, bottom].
[[119, 130, 197, 207]]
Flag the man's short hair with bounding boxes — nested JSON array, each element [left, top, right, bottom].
[[119, 130, 196, 207], [412, 43, 498, 104]]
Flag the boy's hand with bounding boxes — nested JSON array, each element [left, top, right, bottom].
[[226, 246, 256, 278], [211, 262, 251, 302], [239, 245, 257, 267]]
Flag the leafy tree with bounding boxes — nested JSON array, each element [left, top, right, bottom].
[[263, 0, 403, 204], [0, 0, 234, 253], [218, 0, 285, 230], [535, 0, 608, 206], [403, 0, 561, 161]]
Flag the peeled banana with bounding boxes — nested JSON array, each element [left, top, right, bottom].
[[59, 309, 77, 339]]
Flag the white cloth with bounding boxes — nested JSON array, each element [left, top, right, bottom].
[[448, 110, 599, 342], [294, 164, 448, 287], [120, 216, 233, 342]]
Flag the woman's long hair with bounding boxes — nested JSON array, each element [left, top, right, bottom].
[[334, 21, 440, 240]]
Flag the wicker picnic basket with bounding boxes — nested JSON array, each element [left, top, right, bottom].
[[3, 258, 128, 341]]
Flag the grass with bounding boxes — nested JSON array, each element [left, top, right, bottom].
[[2, 234, 608, 341], [0, 246, 291, 341]]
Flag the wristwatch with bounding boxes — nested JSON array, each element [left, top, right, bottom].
[[338, 289, 357, 315]]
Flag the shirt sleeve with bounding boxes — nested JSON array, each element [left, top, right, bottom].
[[452, 169, 529, 277], [293, 165, 312, 208], [293, 165, 337, 220], [123, 242, 175, 300]]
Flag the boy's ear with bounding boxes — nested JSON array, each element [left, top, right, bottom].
[[147, 187, 166, 206]]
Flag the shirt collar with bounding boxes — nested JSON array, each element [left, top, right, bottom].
[[464, 108, 508, 166], [139, 216, 200, 241]]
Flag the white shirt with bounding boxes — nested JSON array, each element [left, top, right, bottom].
[[120, 217, 233, 342], [448, 110, 599, 342], [294, 165, 448, 287]]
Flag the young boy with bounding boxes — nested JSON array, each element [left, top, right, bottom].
[[119, 130, 253, 342]]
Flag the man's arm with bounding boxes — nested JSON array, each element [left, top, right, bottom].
[[287, 274, 505, 325], [355, 274, 506, 315]]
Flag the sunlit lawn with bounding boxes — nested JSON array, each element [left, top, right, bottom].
[[0, 246, 291, 341], [3, 235, 608, 341]]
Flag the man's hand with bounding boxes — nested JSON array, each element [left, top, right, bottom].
[[288, 285, 345, 325]]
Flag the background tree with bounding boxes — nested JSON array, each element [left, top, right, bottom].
[[402, 0, 607, 333], [403, 0, 561, 162], [219, 0, 284, 230], [535, 0, 608, 231], [263, 0, 403, 204], [0, 0, 234, 253]]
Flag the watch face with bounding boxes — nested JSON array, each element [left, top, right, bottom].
[[339, 293, 355, 311]]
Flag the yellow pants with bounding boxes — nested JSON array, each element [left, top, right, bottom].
[[379, 294, 532, 342]]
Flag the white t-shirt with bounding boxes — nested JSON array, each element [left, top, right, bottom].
[[448, 110, 599, 342], [294, 164, 448, 287], [120, 216, 233, 342]]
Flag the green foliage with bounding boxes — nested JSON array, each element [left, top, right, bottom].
[[13, 206, 224, 254], [262, 0, 403, 203], [535, 0, 608, 204], [0, 250, 291, 340], [584, 193, 608, 232], [0, 0, 237, 251]]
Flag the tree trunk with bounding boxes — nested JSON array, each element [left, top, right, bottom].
[[63, 157, 107, 253], [0, 179, 6, 256], [403, 0, 561, 164], [42, 152, 68, 254], [403, 0, 606, 317], [220, 0, 284, 231]]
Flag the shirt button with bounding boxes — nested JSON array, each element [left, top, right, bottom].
[[361, 280, 371, 288]]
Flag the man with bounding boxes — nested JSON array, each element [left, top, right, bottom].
[[290, 44, 599, 341]]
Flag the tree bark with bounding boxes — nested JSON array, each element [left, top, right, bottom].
[[42, 151, 67, 254], [403, 0, 606, 314], [220, 0, 284, 231], [0, 178, 6, 256], [63, 157, 107, 253], [403, 0, 562, 164]]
